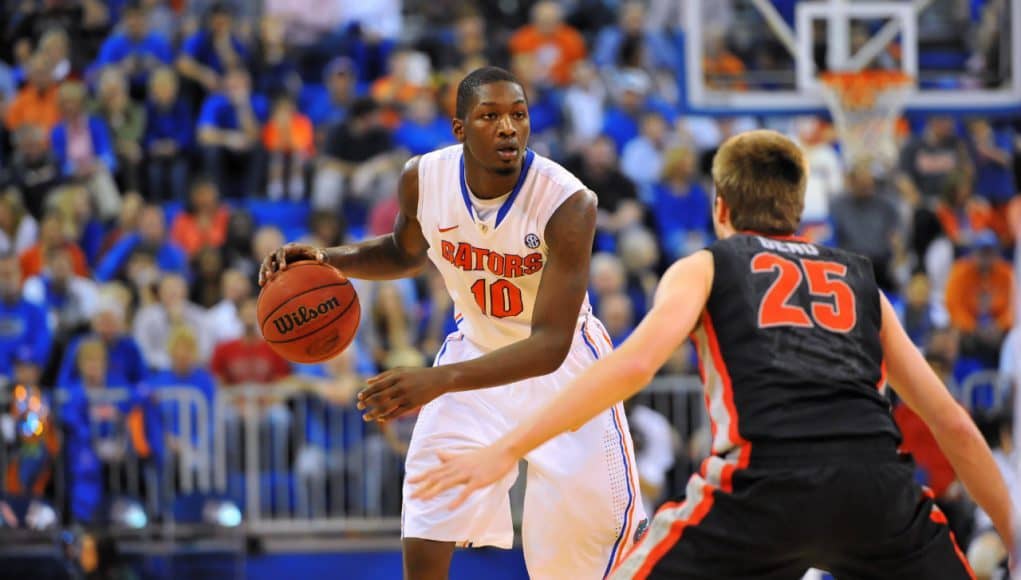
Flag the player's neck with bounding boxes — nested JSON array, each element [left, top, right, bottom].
[[715, 222, 737, 240], [463, 162, 520, 200]]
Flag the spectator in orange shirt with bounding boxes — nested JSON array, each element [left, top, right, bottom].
[[169, 178, 230, 257], [703, 28, 746, 91], [508, 1, 587, 87], [19, 211, 90, 282], [935, 171, 1002, 250], [263, 95, 314, 201], [370, 49, 432, 128], [4, 55, 61, 135], [944, 230, 1015, 366]]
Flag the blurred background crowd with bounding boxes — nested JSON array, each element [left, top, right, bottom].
[[0, 0, 1017, 577]]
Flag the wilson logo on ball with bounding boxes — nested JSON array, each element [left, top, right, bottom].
[[271, 296, 342, 335]]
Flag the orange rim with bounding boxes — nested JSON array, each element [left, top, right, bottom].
[[820, 71, 912, 109]]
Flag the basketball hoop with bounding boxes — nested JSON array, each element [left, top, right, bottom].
[[819, 70, 913, 170]]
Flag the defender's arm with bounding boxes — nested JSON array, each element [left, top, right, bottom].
[[880, 293, 1016, 548], [410, 251, 714, 504]]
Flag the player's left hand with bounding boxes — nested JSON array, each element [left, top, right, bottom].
[[408, 444, 518, 508], [357, 367, 450, 422]]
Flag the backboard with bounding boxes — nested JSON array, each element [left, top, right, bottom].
[[681, 0, 1021, 116]]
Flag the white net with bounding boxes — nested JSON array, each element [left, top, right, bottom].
[[819, 71, 913, 171]]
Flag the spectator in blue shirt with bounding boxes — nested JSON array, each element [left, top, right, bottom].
[[143, 326, 215, 453], [621, 111, 673, 192], [95, 205, 188, 282], [58, 291, 147, 389], [304, 57, 359, 129], [61, 337, 150, 524], [197, 67, 267, 198], [508, 53, 562, 139], [649, 147, 711, 261], [591, 2, 679, 72], [250, 17, 301, 99], [50, 82, 122, 223], [967, 119, 1016, 206], [93, 0, 174, 99], [0, 60, 15, 109], [392, 92, 455, 156], [144, 68, 193, 203], [22, 244, 98, 341], [288, 347, 369, 514], [176, 2, 248, 96], [0, 61, 15, 169], [602, 69, 675, 154], [0, 254, 51, 384]]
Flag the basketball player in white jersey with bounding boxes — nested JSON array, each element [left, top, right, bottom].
[[260, 67, 647, 579]]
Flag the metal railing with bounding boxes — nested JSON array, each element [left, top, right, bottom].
[[214, 381, 405, 534], [0, 386, 212, 529], [1, 370, 1011, 537]]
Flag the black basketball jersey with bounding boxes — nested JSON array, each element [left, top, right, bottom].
[[691, 233, 901, 461]]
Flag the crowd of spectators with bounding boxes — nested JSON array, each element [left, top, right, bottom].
[[0, 0, 1017, 571]]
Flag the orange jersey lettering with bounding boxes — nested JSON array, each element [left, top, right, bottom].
[[470, 246, 489, 271], [522, 253, 543, 275], [439, 241, 543, 278]]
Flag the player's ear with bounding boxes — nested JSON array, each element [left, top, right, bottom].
[[713, 191, 730, 226], [452, 118, 465, 143]]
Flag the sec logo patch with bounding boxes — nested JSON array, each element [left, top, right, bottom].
[[524, 234, 540, 249]]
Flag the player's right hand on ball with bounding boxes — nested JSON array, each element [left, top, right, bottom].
[[258, 243, 326, 286]]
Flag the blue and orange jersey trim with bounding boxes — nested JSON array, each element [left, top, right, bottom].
[[579, 321, 642, 577], [458, 149, 535, 228]]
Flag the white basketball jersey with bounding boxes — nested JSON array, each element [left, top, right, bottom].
[[417, 145, 592, 351]]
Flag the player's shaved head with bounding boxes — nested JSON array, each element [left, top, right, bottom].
[[455, 66, 525, 119]]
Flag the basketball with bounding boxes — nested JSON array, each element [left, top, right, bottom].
[[257, 261, 360, 363]]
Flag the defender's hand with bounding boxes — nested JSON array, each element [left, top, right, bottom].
[[357, 367, 450, 422], [259, 243, 326, 286], [408, 444, 518, 509]]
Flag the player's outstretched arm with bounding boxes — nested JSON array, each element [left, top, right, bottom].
[[409, 251, 714, 506], [880, 293, 1016, 548], [259, 157, 429, 285]]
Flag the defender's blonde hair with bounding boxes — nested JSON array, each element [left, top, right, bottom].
[[711, 130, 807, 235]]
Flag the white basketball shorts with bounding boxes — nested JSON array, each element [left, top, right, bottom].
[[402, 316, 648, 580]]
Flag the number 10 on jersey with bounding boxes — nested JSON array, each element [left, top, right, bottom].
[[471, 279, 524, 318]]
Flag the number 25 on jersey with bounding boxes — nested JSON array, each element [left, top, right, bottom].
[[751, 253, 857, 333]]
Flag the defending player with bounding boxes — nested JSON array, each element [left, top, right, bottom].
[[260, 67, 646, 579], [411, 130, 1016, 578]]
